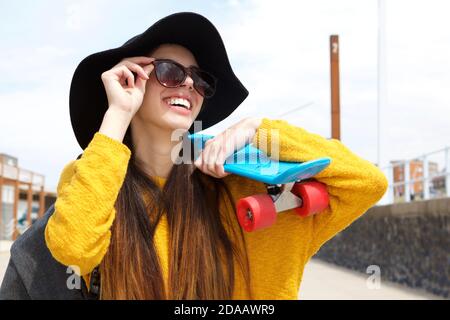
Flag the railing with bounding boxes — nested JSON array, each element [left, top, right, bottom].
[[0, 162, 45, 187], [0, 162, 46, 240], [379, 146, 450, 205]]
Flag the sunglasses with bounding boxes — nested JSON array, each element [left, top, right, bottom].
[[151, 59, 217, 98]]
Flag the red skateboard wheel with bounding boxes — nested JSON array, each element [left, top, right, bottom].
[[236, 194, 277, 232], [291, 181, 329, 217]]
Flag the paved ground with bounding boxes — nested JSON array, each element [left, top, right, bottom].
[[0, 252, 442, 299], [300, 259, 441, 300]]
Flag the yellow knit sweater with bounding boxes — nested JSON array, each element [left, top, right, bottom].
[[44, 118, 388, 299]]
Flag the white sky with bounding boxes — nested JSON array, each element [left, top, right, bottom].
[[1, 0, 449, 193]]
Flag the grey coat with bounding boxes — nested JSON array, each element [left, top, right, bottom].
[[0, 204, 96, 300]]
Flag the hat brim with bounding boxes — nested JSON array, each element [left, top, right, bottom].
[[70, 12, 248, 150]]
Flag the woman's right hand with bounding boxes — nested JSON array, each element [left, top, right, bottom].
[[101, 56, 155, 116], [99, 56, 155, 142]]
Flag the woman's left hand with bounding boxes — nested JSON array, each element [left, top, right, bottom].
[[194, 117, 263, 178]]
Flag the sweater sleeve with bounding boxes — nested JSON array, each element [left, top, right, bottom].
[[45, 132, 131, 276], [252, 118, 388, 258]]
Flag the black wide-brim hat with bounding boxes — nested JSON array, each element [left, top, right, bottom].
[[70, 12, 249, 150]]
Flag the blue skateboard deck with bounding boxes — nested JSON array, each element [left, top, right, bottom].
[[188, 134, 331, 185]]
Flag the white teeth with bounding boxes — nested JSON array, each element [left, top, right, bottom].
[[166, 97, 191, 109]]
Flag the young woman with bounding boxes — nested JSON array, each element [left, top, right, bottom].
[[0, 12, 387, 300]]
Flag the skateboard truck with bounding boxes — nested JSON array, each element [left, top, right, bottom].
[[267, 182, 303, 213], [237, 180, 329, 232], [241, 182, 303, 230]]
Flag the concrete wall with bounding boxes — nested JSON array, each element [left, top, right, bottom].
[[315, 198, 450, 298]]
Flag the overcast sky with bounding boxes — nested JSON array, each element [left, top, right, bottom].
[[1, 0, 449, 193]]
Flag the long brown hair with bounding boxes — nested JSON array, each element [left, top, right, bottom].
[[98, 132, 252, 299]]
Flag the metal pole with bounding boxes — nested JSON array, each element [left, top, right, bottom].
[[330, 35, 341, 141], [27, 182, 33, 227], [404, 161, 410, 202], [377, 0, 387, 167], [39, 176, 45, 218], [423, 156, 430, 200], [446, 148, 450, 197], [387, 165, 394, 204], [0, 162, 3, 233], [13, 176, 19, 240]]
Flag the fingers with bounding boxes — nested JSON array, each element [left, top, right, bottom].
[[103, 56, 155, 90], [102, 65, 135, 89], [194, 138, 230, 178], [136, 64, 155, 90], [142, 63, 155, 75], [121, 60, 150, 80], [120, 56, 155, 78], [204, 142, 222, 177], [120, 57, 156, 90], [121, 56, 155, 65], [118, 66, 135, 88]]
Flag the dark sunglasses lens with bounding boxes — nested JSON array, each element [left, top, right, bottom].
[[192, 71, 216, 98], [155, 61, 185, 87]]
